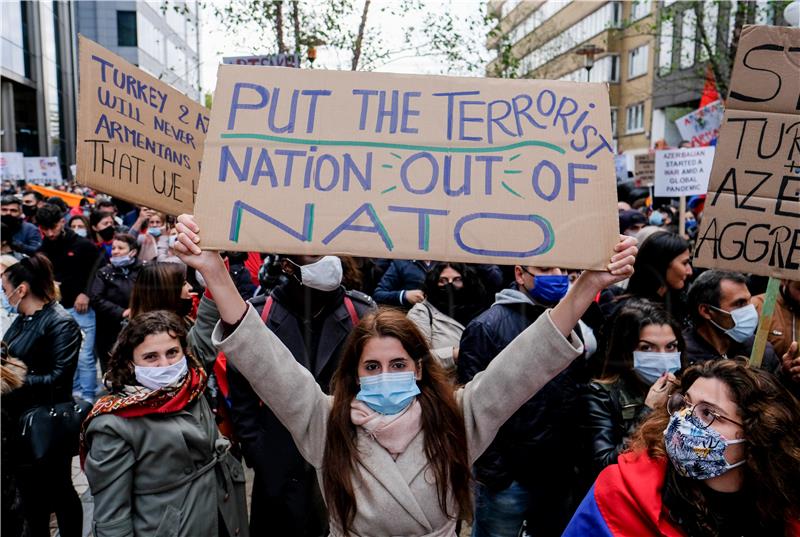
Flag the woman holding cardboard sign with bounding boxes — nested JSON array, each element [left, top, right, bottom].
[[173, 213, 637, 536]]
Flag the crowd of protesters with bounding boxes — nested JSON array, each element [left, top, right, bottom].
[[0, 177, 798, 537]]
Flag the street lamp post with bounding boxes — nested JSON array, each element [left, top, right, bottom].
[[575, 44, 605, 81]]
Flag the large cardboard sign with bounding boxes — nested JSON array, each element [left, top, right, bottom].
[[194, 67, 620, 267], [675, 100, 724, 147], [654, 147, 715, 197], [76, 36, 209, 216], [694, 25, 800, 280]]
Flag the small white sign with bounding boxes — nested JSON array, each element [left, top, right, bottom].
[[675, 100, 724, 147], [222, 53, 301, 68], [655, 147, 715, 197], [24, 156, 63, 182], [0, 152, 25, 180]]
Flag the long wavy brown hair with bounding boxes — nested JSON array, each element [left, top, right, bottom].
[[322, 308, 472, 534], [629, 359, 800, 535]]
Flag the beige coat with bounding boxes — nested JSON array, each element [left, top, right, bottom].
[[407, 301, 465, 372], [213, 305, 583, 537]]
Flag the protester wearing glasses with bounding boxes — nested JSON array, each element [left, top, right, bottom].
[[564, 359, 800, 536]]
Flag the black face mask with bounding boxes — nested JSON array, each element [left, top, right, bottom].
[[21, 205, 36, 219], [1, 215, 22, 233], [429, 283, 464, 315], [97, 225, 115, 241], [178, 297, 193, 317]]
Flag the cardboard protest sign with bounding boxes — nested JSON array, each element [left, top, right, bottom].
[[193, 66, 620, 268], [24, 156, 63, 182], [675, 100, 724, 147], [634, 154, 655, 186], [223, 54, 301, 68], [76, 36, 209, 216], [654, 147, 715, 197], [0, 152, 25, 180], [694, 25, 800, 280]]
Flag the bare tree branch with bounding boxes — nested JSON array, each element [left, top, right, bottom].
[[351, 0, 371, 71]]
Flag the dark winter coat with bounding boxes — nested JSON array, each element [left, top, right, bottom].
[[227, 285, 376, 537], [2, 301, 81, 413], [89, 262, 142, 367], [38, 228, 103, 309], [373, 260, 434, 307]]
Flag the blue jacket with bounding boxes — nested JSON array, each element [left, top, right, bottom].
[[373, 260, 434, 306], [12, 221, 42, 255]]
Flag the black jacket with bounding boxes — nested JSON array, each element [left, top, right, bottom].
[[2, 302, 82, 412], [89, 262, 142, 365], [227, 285, 375, 536], [457, 289, 587, 491], [38, 228, 103, 309], [373, 260, 434, 307], [682, 326, 780, 373], [578, 377, 651, 481]]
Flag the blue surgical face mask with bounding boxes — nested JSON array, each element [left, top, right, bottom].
[[356, 372, 420, 415], [110, 255, 135, 268], [648, 211, 664, 226], [73, 228, 88, 238], [709, 304, 759, 343], [633, 351, 681, 385], [148, 227, 162, 237], [1, 286, 21, 315], [527, 274, 569, 305]]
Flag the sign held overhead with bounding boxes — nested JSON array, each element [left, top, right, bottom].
[[76, 36, 210, 216], [693, 25, 800, 280], [193, 66, 620, 268]]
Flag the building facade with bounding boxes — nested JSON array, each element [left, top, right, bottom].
[[487, 1, 788, 163], [76, 1, 202, 101], [487, 0, 656, 165], [1, 0, 79, 169]]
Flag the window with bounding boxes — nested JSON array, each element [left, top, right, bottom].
[[508, 1, 571, 45], [698, 2, 718, 61], [659, 19, 673, 75], [628, 45, 648, 78], [610, 108, 618, 137], [680, 9, 696, 69], [626, 103, 644, 134], [558, 54, 620, 83], [520, 2, 621, 75], [630, 0, 652, 20], [117, 11, 137, 47]]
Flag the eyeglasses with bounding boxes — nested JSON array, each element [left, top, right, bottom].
[[667, 393, 743, 429]]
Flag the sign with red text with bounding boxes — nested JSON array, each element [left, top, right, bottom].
[[76, 36, 210, 215], [675, 100, 724, 147], [193, 66, 620, 268], [694, 25, 800, 280]]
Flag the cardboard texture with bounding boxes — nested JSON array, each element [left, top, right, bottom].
[[694, 25, 800, 280], [634, 154, 655, 186], [76, 36, 209, 216], [654, 147, 715, 197], [193, 66, 619, 268]]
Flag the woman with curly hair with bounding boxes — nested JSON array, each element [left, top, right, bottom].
[[81, 311, 248, 537], [564, 358, 800, 536]]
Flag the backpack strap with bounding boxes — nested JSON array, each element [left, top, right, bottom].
[[343, 296, 359, 326], [214, 295, 274, 403]]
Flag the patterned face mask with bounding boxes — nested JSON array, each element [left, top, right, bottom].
[[663, 409, 746, 480]]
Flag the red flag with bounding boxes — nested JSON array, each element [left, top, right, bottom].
[[699, 65, 720, 108]]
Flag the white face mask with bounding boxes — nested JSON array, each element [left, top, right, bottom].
[[295, 256, 343, 292], [134, 357, 188, 391], [633, 351, 681, 385]]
